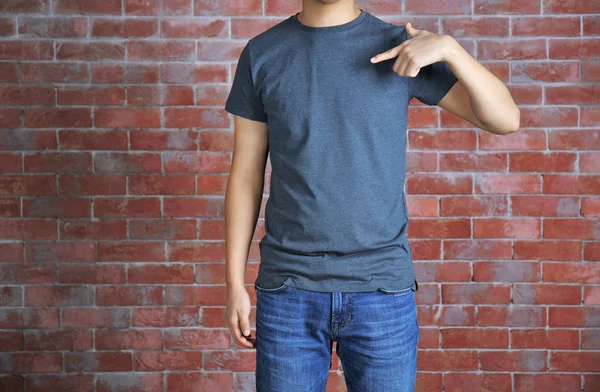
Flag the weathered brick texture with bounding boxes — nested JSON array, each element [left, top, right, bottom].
[[0, 0, 598, 391]]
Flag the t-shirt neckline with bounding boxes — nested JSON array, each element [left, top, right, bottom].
[[291, 8, 367, 33]]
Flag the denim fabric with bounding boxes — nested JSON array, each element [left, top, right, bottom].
[[255, 284, 420, 392]]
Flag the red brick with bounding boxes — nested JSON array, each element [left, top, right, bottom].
[[57, 86, 125, 106], [0, 219, 56, 240], [56, 41, 125, 61], [129, 40, 195, 61], [166, 372, 233, 392], [54, 0, 122, 15], [511, 329, 579, 349], [24, 108, 91, 128], [514, 374, 581, 392], [65, 352, 132, 372], [0, 41, 53, 60], [161, 63, 228, 83], [511, 196, 580, 217], [96, 285, 163, 306], [132, 307, 200, 327], [59, 130, 128, 151], [550, 352, 600, 372], [473, 261, 540, 283], [0, 265, 56, 284], [22, 62, 88, 83], [167, 242, 224, 262], [0, 86, 54, 106], [550, 39, 600, 59], [478, 39, 546, 60], [129, 175, 196, 195], [165, 285, 226, 306], [59, 220, 127, 240], [91, 18, 158, 37], [24, 152, 92, 173], [442, 17, 509, 37], [544, 0, 600, 14], [0, 286, 22, 306], [414, 262, 470, 282], [58, 175, 126, 195], [0, 109, 22, 128], [126, 0, 192, 16], [25, 285, 94, 306], [478, 305, 546, 327], [549, 306, 600, 327], [97, 241, 165, 262], [512, 16, 580, 36], [96, 329, 162, 350], [128, 85, 194, 106], [0, 309, 59, 329], [0, 18, 15, 36], [418, 350, 478, 371], [475, 0, 540, 14], [441, 328, 508, 348], [0, 63, 19, 82], [512, 62, 579, 83], [94, 108, 161, 128], [134, 351, 202, 371], [443, 240, 512, 260], [2, 353, 62, 373], [130, 130, 198, 151], [164, 197, 223, 217], [195, 0, 261, 16], [59, 264, 125, 284], [544, 262, 600, 283], [473, 218, 541, 239], [0, 131, 56, 151], [481, 350, 547, 371], [405, 0, 470, 15], [23, 330, 92, 351], [26, 375, 94, 392], [475, 173, 541, 193], [94, 197, 161, 218], [129, 263, 194, 284], [164, 329, 230, 350], [442, 283, 511, 304], [513, 283, 581, 305], [97, 374, 163, 392], [440, 195, 507, 216], [445, 373, 511, 392], [161, 18, 227, 38], [62, 308, 130, 328], [165, 108, 230, 128], [19, 17, 87, 37]]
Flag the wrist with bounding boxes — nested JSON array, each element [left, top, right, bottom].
[[440, 34, 461, 65]]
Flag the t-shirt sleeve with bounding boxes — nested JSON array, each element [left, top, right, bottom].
[[224, 42, 267, 123], [404, 28, 459, 106]]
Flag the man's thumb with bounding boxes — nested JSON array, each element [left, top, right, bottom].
[[406, 22, 419, 36], [240, 319, 251, 336]]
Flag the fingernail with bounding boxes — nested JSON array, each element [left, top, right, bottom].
[[244, 329, 250, 335]]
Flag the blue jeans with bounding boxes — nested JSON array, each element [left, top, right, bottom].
[[255, 283, 420, 391]]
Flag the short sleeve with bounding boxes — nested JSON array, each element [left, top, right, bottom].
[[224, 42, 267, 123], [404, 28, 459, 106]]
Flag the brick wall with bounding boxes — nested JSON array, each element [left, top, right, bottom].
[[0, 0, 598, 391]]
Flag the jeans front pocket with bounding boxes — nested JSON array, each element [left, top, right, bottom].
[[255, 282, 289, 294]]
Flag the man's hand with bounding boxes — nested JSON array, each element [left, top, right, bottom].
[[226, 284, 256, 348], [370, 22, 452, 78]]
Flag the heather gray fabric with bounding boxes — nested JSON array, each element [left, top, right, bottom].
[[225, 9, 458, 293]]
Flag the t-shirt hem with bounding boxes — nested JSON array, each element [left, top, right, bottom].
[[428, 73, 459, 106]]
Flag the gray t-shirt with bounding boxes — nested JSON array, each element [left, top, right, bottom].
[[225, 9, 458, 293]]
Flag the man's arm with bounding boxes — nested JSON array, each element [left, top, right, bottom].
[[225, 114, 269, 348], [437, 34, 520, 135], [371, 22, 520, 135]]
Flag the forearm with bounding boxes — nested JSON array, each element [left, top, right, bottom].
[[443, 36, 520, 133], [224, 172, 264, 290]]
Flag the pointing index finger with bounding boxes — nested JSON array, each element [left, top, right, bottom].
[[370, 46, 400, 63]]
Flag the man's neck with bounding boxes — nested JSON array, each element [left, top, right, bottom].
[[297, 1, 361, 28]]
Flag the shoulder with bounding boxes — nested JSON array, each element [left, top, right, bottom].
[[362, 12, 407, 43], [246, 16, 295, 57]]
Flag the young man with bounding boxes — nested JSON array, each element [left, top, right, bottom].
[[224, 1, 519, 391]]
